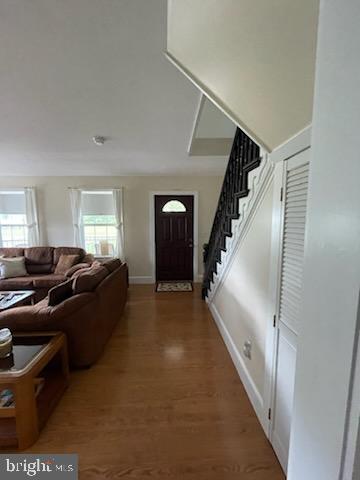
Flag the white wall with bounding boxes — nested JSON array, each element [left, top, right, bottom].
[[167, 0, 319, 151], [288, 1, 360, 478], [196, 98, 236, 139], [211, 179, 274, 423], [0, 176, 222, 282]]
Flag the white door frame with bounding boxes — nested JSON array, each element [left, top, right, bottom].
[[263, 130, 311, 472], [340, 293, 360, 480], [149, 191, 199, 283]]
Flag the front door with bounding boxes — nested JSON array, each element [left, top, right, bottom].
[[155, 195, 194, 281]]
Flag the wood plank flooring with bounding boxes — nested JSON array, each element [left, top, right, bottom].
[[27, 285, 284, 480]]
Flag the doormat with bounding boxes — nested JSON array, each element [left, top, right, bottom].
[[156, 281, 193, 292]]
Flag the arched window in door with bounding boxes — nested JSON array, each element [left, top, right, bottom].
[[162, 200, 187, 213]]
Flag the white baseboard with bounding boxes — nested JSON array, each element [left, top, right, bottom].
[[129, 276, 154, 284], [129, 276, 202, 285], [208, 301, 267, 432]]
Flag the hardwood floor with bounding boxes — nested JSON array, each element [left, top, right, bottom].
[[27, 285, 284, 480]]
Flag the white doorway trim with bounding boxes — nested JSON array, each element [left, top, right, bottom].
[[263, 130, 312, 473], [149, 191, 199, 284], [340, 292, 360, 480], [264, 131, 312, 438]]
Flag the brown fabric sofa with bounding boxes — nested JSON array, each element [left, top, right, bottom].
[[0, 261, 128, 367], [0, 246, 93, 302]]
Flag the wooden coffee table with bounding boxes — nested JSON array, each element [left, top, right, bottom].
[[0, 291, 36, 311], [0, 332, 69, 450]]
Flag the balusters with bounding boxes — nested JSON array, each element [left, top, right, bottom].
[[202, 127, 261, 299]]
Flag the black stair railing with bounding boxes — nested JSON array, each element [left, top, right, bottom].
[[202, 127, 261, 298]]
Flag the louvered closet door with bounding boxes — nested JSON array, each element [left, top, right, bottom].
[[271, 149, 310, 473]]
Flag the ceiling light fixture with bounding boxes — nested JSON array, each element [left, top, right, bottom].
[[92, 135, 106, 146]]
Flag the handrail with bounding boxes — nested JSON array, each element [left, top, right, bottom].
[[202, 127, 261, 298]]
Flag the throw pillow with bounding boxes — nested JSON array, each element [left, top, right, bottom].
[[0, 256, 28, 279], [72, 265, 108, 294], [48, 279, 73, 307], [71, 260, 101, 279], [65, 262, 91, 278], [102, 258, 122, 273], [54, 254, 80, 275]]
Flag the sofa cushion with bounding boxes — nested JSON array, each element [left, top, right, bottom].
[[54, 254, 80, 275], [0, 273, 66, 290], [54, 247, 85, 265], [0, 257, 28, 279], [102, 258, 122, 273], [65, 262, 91, 278], [72, 265, 108, 294], [0, 275, 34, 289], [48, 279, 73, 307], [32, 274, 66, 289], [0, 248, 24, 258], [24, 247, 54, 274]]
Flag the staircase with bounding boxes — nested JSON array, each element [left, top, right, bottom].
[[202, 127, 262, 298]]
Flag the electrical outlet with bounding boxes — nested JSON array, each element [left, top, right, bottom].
[[243, 340, 252, 359]]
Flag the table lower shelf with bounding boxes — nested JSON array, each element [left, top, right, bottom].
[[0, 370, 68, 449]]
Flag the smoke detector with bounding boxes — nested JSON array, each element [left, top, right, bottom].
[[92, 135, 106, 146]]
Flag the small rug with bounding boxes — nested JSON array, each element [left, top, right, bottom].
[[156, 281, 193, 292]]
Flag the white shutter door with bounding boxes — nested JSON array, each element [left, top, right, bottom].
[[271, 150, 310, 472], [279, 157, 309, 335]]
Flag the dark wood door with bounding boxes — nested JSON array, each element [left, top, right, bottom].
[[155, 195, 194, 281]]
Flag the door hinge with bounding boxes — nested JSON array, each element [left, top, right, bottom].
[[268, 408, 272, 420], [273, 315, 276, 328], [280, 187, 284, 202]]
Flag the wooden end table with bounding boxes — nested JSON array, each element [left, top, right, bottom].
[[0, 332, 69, 450], [0, 291, 36, 311]]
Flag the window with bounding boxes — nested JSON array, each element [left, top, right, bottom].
[[83, 213, 117, 257], [69, 188, 124, 259], [81, 191, 116, 256], [0, 191, 29, 248], [75, 190, 122, 257], [162, 200, 187, 212]]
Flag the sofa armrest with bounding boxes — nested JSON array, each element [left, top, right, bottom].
[[49, 292, 96, 320], [0, 292, 96, 331], [0, 304, 52, 331]]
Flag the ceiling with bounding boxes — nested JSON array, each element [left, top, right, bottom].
[[0, 0, 227, 176]]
